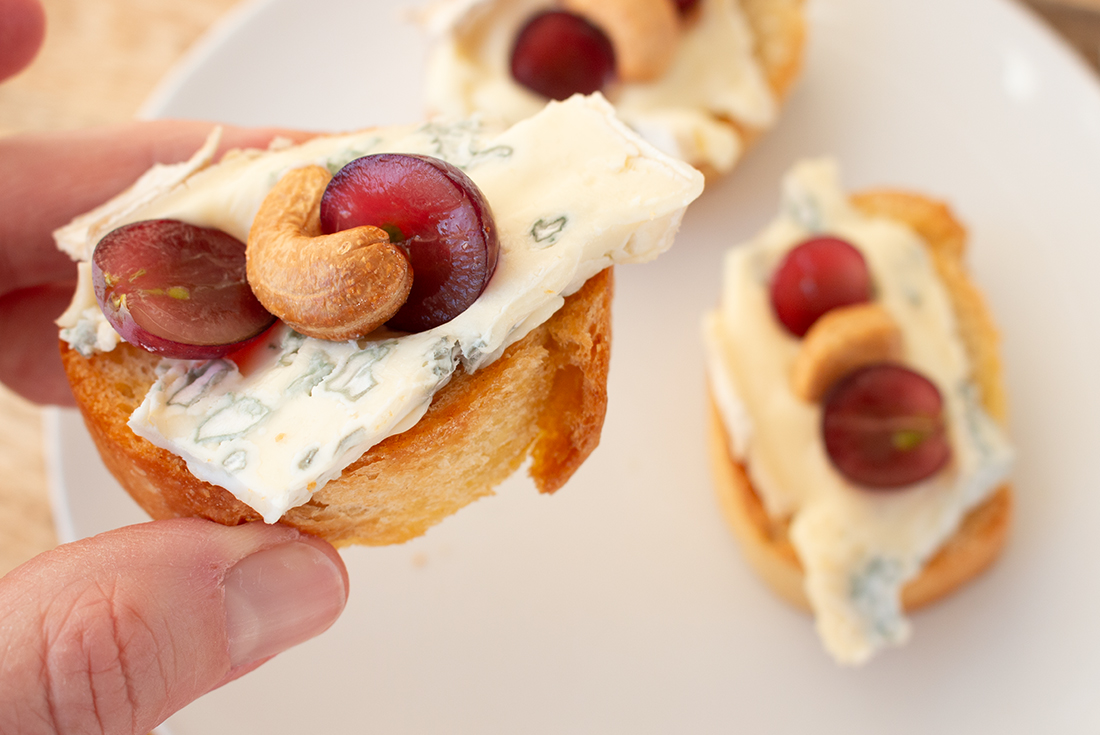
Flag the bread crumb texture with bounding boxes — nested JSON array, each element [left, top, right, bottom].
[[63, 268, 614, 546]]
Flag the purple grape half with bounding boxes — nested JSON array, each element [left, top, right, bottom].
[[510, 10, 616, 101], [822, 363, 951, 489], [320, 153, 499, 333], [92, 219, 276, 359]]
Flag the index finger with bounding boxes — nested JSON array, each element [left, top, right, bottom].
[[0, 120, 313, 297], [0, 121, 312, 404]]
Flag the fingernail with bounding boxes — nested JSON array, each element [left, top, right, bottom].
[[224, 542, 347, 668]]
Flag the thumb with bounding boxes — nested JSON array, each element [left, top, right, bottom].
[[0, 518, 349, 735], [0, 0, 46, 83]]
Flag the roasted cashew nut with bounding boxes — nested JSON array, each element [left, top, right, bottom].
[[246, 165, 413, 341], [790, 303, 904, 402], [563, 0, 682, 83]]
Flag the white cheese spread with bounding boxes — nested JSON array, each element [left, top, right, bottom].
[[419, 0, 776, 175], [57, 94, 703, 524], [702, 159, 1013, 664]]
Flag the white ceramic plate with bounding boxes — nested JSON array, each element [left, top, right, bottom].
[[47, 0, 1100, 731]]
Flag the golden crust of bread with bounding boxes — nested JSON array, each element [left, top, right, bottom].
[[62, 268, 613, 547], [742, 0, 806, 108], [674, 0, 805, 181], [708, 191, 1013, 611], [708, 402, 1013, 611], [850, 191, 1008, 423], [696, 0, 806, 180]]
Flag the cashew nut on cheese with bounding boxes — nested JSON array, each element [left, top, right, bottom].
[[563, 0, 682, 82], [790, 302, 905, 402], [246, 165, 413, 341]]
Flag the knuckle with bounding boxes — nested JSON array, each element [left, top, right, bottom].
[[37, 580, 167, 735]]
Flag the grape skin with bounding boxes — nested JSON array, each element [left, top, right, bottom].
[[822, 363, 951, 490], [319, 153, 499, 333], [92, 219, 275, 359], [769, 236, 872, 338], [510, 10, 616, 101]]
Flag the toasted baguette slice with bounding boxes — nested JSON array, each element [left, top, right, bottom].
[[683, 0, 807, 181], [707, 191, 1012, 611], [62, 267, 612, 547], [744, 0, 805, 103], [731, 0, 806, 141]]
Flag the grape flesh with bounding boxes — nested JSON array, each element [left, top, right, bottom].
[[822, 363, 951, 489], [769, 236, 872, 337], [319, 153, 499, 333], [92, 219, 276, 359], [510, 10, 616, 101]]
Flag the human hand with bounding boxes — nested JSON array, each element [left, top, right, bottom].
[[0, 121, 314, 404], [0, 6, 349, 735], [0, 0, 313, 404], [0, 519, 349, 734]]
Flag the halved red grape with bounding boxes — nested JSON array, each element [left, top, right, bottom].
[[770, 236, 872, 337], [92, 219, 276, 359], [319, 153, 499, 333], [822, 363, 951, 489], [510, 10, 616, 101]]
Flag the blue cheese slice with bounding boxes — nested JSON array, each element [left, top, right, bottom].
[[57, 94, 703, 523], [420, 0, 775, 175], [702, 159, 1013, 664]]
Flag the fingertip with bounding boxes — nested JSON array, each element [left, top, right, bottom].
[[216, 125, 319, 155], [295, 528, 351, 593], [224, 536, 349, 670], [0, 519, 351, 734], [0, 0, 46, 83], [121, 119, 317, 168]]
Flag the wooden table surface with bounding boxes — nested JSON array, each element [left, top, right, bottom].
[[1, 0, 1098, 577]]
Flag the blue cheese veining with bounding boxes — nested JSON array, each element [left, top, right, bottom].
[[701, 159, 1013, 664], [56, 95, 703, 524], [419, 0, 775, 175]]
